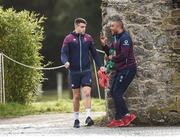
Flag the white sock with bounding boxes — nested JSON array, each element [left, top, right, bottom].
[[74, 112, 79, 120], [85, 108, 91, 119]]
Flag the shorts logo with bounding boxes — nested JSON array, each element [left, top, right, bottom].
[[123, 40, 129, 46], [72, 84, 74, 87], [119, 75, 123, 82]]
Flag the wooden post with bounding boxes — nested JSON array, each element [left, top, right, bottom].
[[2, 54, 5, 103], [93, 60, 101, 99], [0, 53, 2, 103], [0, 53, 5, 104], [57, 73, 63, 99]]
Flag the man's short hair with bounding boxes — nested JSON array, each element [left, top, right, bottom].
[[74, 18, 87, 25], [109, 15, 124, 29]]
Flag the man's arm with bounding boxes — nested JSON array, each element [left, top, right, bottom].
[[89, 37, 102, 68], [100, 35, 110, 56], [61, 37, 70, 68], [102, 45, 111, 56]]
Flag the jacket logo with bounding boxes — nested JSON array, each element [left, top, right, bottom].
[[73, 38, 76, 41], [123, 40, 129, 46]]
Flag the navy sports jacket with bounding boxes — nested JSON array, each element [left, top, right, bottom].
[[102, 31, 136, 71], [61, 32, 102, 72]]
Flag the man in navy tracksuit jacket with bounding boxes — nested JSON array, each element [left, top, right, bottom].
[[100, 15, 137, 127], [61, 18, 103, 128]]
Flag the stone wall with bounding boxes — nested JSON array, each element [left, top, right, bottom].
[[101, 0, 180, 125]]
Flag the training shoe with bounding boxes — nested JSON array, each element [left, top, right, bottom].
[[107, 119, 124, 128], [85, 116, 94, 126], [73, 119, 80, 128], [122, 114, 136, 126]]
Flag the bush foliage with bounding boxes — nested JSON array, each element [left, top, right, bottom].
[[0, 7, 45, 104]]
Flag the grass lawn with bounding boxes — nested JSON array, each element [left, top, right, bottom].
[[0, 90, 106, 118]]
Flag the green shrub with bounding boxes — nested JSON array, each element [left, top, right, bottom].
[[0, 7, 45, 104]]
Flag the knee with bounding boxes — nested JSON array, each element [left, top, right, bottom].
[[84, 92, 91, 98], [74, 94, 80, 100]]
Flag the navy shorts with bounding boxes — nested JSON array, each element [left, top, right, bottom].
[[69, 70, 92, 89]]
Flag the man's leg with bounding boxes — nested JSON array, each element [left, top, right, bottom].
[[107, 69, 135, 127], [113, 82, 129, 120], [112, 69, 133, 120], [112, 68, 136, 125], [115, 68, 136, 118], [81, 70, 94, 126], [82, 86, 92, 118], [119, 68, 137, 126], [73, 88, 81, 117], [72, 88, 81, 128], [70, 71, 81, 128], [82, 86, 94, 126]]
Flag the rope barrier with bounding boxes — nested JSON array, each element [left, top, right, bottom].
[[2, 53, 65, 70], [0, 49, 105, 103], [2, 49, 105, 70]]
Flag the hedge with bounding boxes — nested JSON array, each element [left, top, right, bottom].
[[0, 7, 45, 104]]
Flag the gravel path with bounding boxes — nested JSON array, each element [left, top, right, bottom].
[[0, 112, 180, 137]]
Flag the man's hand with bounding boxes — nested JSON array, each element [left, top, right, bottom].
[[99, 66, 106, 72], [100, 35, 108, 46], [64, 62, 70, 69], [108, 55, 113, 60]]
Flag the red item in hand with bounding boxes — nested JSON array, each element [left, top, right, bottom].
[[98, 68, 109, 88]]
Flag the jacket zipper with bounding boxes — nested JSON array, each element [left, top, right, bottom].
[[114, 35, 117, 43], [79, 35, 82, 72], [113, 36, 117, 56]]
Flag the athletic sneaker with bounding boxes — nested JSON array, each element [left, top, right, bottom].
[[122, 114, 136, 126], [106, 119, 124, 128], [85, 116, 94, 126], [73, 119, 80, 128]]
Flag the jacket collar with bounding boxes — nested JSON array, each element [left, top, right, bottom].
[[113, 30, 125, 40], [71, 31, 85, 37]]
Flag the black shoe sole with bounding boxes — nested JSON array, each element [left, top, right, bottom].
[[73, 125, 80, 128], [85, 121, 94, 126]]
